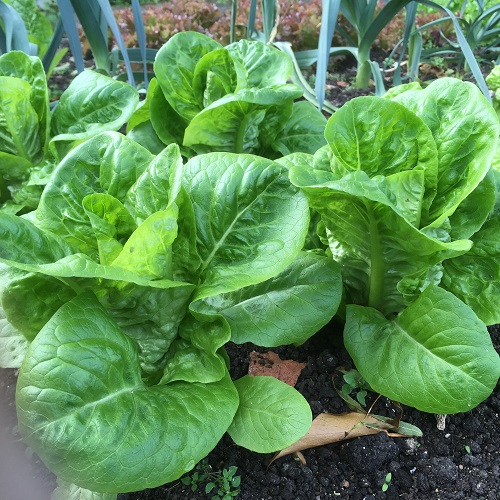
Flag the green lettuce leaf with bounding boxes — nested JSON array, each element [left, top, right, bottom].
[[36, 132, 155, 256], [273, 100, 327, 156], [0, 303, 28, 368], [289, 168, 471, 313], [50, 71, 139, 159], [154, 31, 222, 121], [192, 251, 341, 346], [183, 86, 301, 155], [442, 215, 500, 325], [323, 96, 438, 226], [227, 376, 312, 453], [226, 39, 294, 88], [16, 293, 239, 493], [394, 78, 500, 227], [182, 153, 309, 298], [344, 285, 500, 414]]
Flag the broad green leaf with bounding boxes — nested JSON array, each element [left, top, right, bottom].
[[447, 169, 496, 240], [160, 314, 230, 385], [0, 214, 188, 288], [192, 252, 342, 347], [1, 272, 75, 340], [111, 206, 178, 280], [486, 65, 500, 92], [344, 285, 500, 414], [50, 71, 139, 158], [324, 96, 438, 225], [192, 48, 239, 108], [0, 51, 49, 149], [170, 187, 201, 283], [273, 101, 328, 156], [154, 32, 222, 121], [394, 78, 500, 226], [126, 120, 166, 155], [274, 152, 314, 171], [290, 168, 471, 313], [0, 212, 71, 264], [226, 39, 294, 88], [0, 304, 28, 368], [183, 153, 309, 298], [125, 79, 173, 154], [383, 81, 422, 99], [82, 193, 137, 265], [149, 80, 189, 148], [125, 143, 183, 223], [227, 375, 312, 453], [0, 252, 188, 290], [36, 132, 155, 256], [442, 216, 500, 326], [51, 478, 117, 500], [0, 76, 43, 167], [97, 281, 195, 376], [184, 86, 300, 154], [16, 293, 239, 492]]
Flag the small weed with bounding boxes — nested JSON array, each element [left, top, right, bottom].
[[206, 465, 241, 499], [181, 460, 241, 499], [465, 445, 471, 453], [339, 368, 371, 406], [381, 472, 392, 492]]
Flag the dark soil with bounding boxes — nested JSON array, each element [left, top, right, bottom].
[[1, 322, 499, 499]]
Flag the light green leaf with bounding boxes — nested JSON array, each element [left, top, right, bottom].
[[36, 132, 155, 256], [193, 48, 238, 107], [344, 285, 500, 414], [193, 252, 342, 347], [226, 39, 294, 88], [50, 71, 139, 158], [0, 76, 43, 167], [111, 206, 178, 280], [82, 193, 137, 265], [324, 96, 438, 225], [0, 51, 49, 150], [16, 293, 239, 492], [289, 168, 471, 313], [227, 375, 312, 453], [394, 78, 500, 226], [184, 86, 300, 154], [273, 100, 327, 156], [183, 153, 309, 298], [486, 65, 500, 92], [442, 216, 500, 325], [125, 143, 184, 223], [154, 31, 222, 121]]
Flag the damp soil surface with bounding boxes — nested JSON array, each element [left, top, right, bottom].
[[1, 323, 499, 500]]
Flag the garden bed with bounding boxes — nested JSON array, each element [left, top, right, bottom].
[[1, 11, 499, 500]]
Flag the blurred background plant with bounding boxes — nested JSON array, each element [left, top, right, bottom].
[[2, 0, 498, 112]]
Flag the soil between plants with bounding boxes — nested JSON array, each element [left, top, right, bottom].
[[1, 322, 499, 500]]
